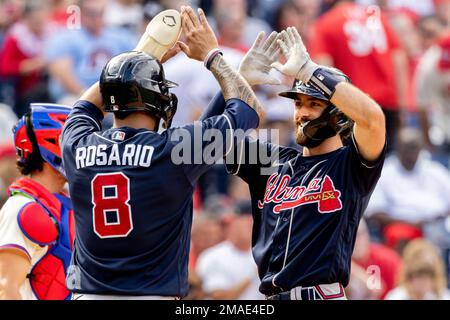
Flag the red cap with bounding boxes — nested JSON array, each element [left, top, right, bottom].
[[383, 222, 423, 249]]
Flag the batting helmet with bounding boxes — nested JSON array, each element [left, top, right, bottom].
[[13, 103, 71, 177], [278, 70, 353, 148], [100, 51, 178, 129]]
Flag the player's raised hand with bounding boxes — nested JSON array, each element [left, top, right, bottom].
[[160, 42, 182, 64], [179, 6, 219, 62], [271, 27, 319, 82], [238, 31, 282, 86]]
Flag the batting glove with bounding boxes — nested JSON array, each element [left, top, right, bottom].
[[238, 31, 281, 86], [271, 27, 319, 83]]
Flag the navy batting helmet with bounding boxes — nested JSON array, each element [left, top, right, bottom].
[[100, 51, 178, 129], [278, 70, 353, 148]]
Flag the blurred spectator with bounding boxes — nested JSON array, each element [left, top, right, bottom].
[[415, 32, 450, 168], [196, 201, 264, 300], [49, 0, 74, 27], [0, 103, 17, 144], [309, 0, 409, 153], [160, 0, 191, 11], [185, 266, 206, 300], [201, 194, 235, 220], [164, 47, 242, 127], [0, 0, 24, 46], [259, 95, 296, 147], [385, 239, 450, 299], [273, 0, 302, 32], [357, 0, 435, 17], [227, 175, 251, 203], [349, 219, 402, 299], [0, 144, 19, 205], [433, 0, 450, 28], [273, 0, 318, 45], [365, 127, 450, 253], [213, 3, 248, 53], [45, 0, 134, 104], [104, 0, 143, 35], [296, 0, 322, 21], [208, 0, 272, 50], [422, 214, 450, 288], [418, 15, 445, 51], [190, 212, 225, 268], [142, 1, 163, 25], [386, 9, 422, 115], [251, 0, 282, 27], [0, 0, 51, 117]]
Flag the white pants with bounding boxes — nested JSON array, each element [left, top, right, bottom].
[[72, 293, 179, 300]]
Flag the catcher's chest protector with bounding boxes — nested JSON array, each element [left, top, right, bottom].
[[8, 178, 75, 300]]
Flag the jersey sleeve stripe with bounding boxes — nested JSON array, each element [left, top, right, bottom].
[[232, 139, 245, 176], [223, 114, 234, 157], [94, 132, 116, 144], [225, 138, 245, 176]]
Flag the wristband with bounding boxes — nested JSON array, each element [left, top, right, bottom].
[[308, 67, 350, 99], [204, 48, 223, 70]]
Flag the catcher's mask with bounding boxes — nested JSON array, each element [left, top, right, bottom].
[[279, 72, 353, 148], [100, 51, 178, 129]]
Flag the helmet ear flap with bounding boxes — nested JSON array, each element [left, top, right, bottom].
[[162, 93, 178, 129], [300, 104, 353, 148], [21, 112, 43, 162]]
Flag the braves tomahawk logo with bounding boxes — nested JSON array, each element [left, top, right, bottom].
[[258, 173, 343, 214]]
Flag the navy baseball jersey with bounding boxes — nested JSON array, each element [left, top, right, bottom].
[[202, 93, 385, 296], [61, 98, 258, 297]]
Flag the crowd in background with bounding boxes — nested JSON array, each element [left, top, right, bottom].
[[1, 0, 450, 300]]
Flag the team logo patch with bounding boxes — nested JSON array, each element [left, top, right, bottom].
[[258, 173, 343, 214], [163, 15, 176, 27], [112, 131, 126, 141]]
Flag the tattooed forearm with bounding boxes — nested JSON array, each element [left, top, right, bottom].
[[209, 55, 262, 115]]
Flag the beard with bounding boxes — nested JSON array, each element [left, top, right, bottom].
[[295, 124, 308, 145], [295, 123, 325, 149]]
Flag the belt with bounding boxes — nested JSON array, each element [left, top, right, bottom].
[[266, 283, 346, 301], [72, 293, 180, 300]]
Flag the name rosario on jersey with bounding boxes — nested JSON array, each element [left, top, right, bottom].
[[258, 173, 343, 214], [75, 144, 154, 169]]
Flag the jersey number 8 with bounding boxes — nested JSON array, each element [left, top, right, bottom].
[[91, 172, 133, 238]]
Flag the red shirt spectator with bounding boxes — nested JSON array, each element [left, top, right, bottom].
[[0, 26, 42, 94], [351, 219, 402, 300], [0, 3, 50, 97], [354, 243, 403, 299], [309, 1, 402, 109]]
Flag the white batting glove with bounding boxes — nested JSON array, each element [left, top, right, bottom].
[[238, 31, 281, 86], [271, 27, 319, 83]]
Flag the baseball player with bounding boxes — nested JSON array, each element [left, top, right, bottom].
[[60, 6, 264, 299], [201, 27, 386, 300], [0, 104, 74, 300]]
